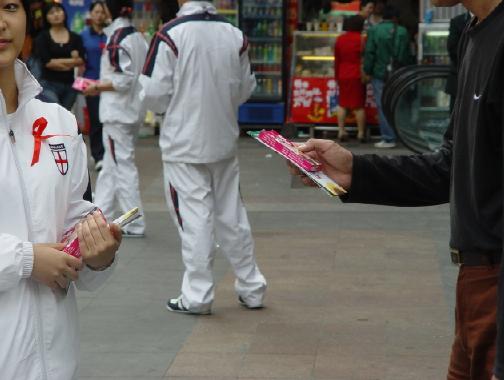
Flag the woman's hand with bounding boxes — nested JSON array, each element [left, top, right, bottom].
[[32, 243, 83, 290], [77, 212, 122, 270], [83, 83, 100, 97]]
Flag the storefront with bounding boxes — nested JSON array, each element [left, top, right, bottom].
[[287, 1, 378, 130]]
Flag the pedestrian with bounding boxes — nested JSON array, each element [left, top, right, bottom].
[[367, 0, 386, 27], [140, 0, 267, 315], [359, 0, 375, 31], [334, 15, 367, 143], [34, 1, 85, 110], [81, 0, 108, 172], [0, 1, 122, 378], [83, 0, 148, 237], [363, 5, 409, 148], [290, 0, 504, 378]]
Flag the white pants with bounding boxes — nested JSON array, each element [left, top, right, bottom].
[[94, 123, 145, 234], [163, 157, 266, 313]]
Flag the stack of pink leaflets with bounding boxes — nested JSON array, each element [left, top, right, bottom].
[[248, 130, 346, 197], [72, 77, 98, 92]]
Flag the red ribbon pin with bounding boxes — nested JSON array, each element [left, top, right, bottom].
[[31, 117, 68, 167]]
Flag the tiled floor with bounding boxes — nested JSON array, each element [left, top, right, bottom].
[[78, 137, 455, 379]]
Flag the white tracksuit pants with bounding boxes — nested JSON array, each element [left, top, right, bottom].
[[94, 123, 145, 234], [163, 156, 266, 313]]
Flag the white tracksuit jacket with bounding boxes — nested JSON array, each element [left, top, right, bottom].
[[140, 1, 256, 163], [0, 60, 115, 380], [99, 17, 148, 125]]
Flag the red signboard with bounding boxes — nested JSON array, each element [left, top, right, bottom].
[[287, 77, 378, 125], [331, 0, 360, 13]]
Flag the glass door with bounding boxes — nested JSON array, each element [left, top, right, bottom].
[[215, 0, 238, 25], [241, 0, 284, 101]]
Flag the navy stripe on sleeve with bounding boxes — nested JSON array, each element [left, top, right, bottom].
[[143, 32, 178, 77], [240, 34, 249, 56], [142, 12, 232, 77], [107, 26, 136, 73]]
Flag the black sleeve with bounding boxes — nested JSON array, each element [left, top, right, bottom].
[[34, 31, 51, 65], [341, 125, 452, 207], [447, 17, 461, 66], [72, 32, 86, 60]]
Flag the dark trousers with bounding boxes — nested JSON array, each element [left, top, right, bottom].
[[447, 265, 499, 380], [86, 95, 104, 162]]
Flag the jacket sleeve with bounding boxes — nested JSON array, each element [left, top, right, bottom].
[[238, 35, 257, 105], [107, 36, 138, 92], [341, 124, 453, 206], [363, 28, 376, 76], [34, 32, 51, 66], [0, 235, 33, 293], [447, 17, 460, 66], [396, 28, 410, 66], [139, 32, 177, 114], [61, 127, 116, 292]]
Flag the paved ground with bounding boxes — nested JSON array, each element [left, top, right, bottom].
[[77, 135, 456, 380]]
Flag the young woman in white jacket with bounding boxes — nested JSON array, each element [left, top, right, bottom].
[[83, 0, 148, 237], [0, 1, 122, 379]]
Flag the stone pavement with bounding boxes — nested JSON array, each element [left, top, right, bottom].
[[78, 136, 455, 380]]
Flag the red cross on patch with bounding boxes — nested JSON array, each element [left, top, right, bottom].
[[49, 143, 69, 175]]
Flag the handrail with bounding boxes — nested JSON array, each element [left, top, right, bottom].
[[382, 65, 451, 153]]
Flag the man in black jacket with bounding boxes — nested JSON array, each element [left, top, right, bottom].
[[291, 0, 504, 379]]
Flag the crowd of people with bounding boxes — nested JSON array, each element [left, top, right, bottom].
[[1, 0, 504, 379], [334, 1, 411, 147]]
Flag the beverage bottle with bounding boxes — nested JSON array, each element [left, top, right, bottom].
[[263, 44, 269, 61]]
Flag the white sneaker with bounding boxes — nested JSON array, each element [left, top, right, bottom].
[[374, 140, 396, 149]]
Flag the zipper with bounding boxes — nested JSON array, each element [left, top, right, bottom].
[[1, 99, 49, 380]]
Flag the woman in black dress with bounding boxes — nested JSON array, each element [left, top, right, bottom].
[[35, 2, 85, 110]]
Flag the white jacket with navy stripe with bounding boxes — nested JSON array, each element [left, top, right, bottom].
[[0, 60, 115, 380], [99, 17, 148, 125], [140, 1, 256, 163]]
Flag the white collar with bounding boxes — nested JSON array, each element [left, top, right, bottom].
[[177, 2, 217, 17], [0, 60, 42, 119], [103, 17, 132, 37]]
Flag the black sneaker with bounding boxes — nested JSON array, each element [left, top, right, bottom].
[[238, 296, 263, 310], [166, 296, 211, 315]]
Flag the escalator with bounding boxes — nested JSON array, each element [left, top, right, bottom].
[[382, 65, 452, 153]]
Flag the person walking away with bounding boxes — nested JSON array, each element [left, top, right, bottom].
[[289, 0, 504, 378], [140, 0, 267, 315], [0, 1, 121, 378], [83, 0, 148, 237], [334, 15, 367, 143], [81, 0, 107, 172], [34, 2, 85, 110], [363, 5, 409, 148]]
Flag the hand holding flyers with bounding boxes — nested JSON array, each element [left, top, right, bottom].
[[248, 130, 347, 197]]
